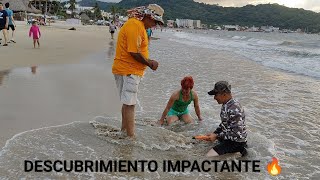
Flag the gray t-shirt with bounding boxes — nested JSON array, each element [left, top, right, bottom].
[[109, 24, 116, 32]]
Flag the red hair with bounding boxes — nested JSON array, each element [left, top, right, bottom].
[[181, 76, 194, 90]]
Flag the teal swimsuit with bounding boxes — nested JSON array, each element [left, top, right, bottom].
[[168, 90, 193, 117]]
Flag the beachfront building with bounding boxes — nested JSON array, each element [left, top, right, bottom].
[[224, 25, 240, 31], [77, 6, 94, 12], [176, 19, 201, 29], [29, 0, 59, 14], [176, 19, 192, 28], [247, 26, 259, 32], [260, 26, 280, 32], [167, 20, 175, 28], [101, 10, 110, 19], [64, 3, 94, 14], [193, 20, 201, 29]]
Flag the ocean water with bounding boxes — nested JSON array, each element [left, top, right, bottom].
[[0, 30, 320, 179], [170, 30, 320, 79]]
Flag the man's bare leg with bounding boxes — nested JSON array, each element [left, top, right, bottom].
[[206, 149, 219, 157], [11, 30, 15, 42], [123, 104, 135, 137], [2, 29, 8, 45], [121, 104, 127, 132]]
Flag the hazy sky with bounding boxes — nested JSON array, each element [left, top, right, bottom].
[[194, 0, 320, 12]]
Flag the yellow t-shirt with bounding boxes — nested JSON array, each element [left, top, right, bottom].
[[112, 18, 149, 77]]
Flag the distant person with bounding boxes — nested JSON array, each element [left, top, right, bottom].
[[109, 22, 116, 39], [29, 21, 41, 48], [0, 2, 9, 46], [27, 17, 32, 25], [158, 76, 202, 125], [5, 2, 16, 43], [146, 28, 152, 40], [205, 81, 247, 157], [112, 4, 164, 138], [43, 14, 46, 25]]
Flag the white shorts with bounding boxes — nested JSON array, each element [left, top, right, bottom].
[[114, 74, 141, 105]]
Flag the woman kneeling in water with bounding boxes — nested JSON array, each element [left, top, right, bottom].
[[158, 76, 202, 125]]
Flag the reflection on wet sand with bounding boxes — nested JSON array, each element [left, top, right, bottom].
[[31, 66, 37, 74], [0, 70, 10, 86], [108, 40, 115, 58]]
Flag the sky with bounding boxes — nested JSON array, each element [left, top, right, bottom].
[[194, 0, 320, 12]]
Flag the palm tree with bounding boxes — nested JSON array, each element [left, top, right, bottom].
[[94, 2, 102, 20], [111, 5, 117, 23], [69, 0, 76, 18]]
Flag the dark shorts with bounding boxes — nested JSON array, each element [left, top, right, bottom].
[[213, 140, 247, 156], [7, 25, 15, 31], [0, 26, 5, 30], [110, 31, 115, 34]]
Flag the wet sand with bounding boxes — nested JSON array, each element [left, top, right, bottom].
[[0, 22, 120, 148]]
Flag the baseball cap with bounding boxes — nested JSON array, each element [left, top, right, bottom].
[[208, 81, 231, 95]]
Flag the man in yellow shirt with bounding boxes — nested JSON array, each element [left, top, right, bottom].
[[112, 4, 164, 138]]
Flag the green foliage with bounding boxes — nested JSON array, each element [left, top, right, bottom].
[[94, 2, 103, 20]]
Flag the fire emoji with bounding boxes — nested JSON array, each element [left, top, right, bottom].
[[267, 157, 282, 176]]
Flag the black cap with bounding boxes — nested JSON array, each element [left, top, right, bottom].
[[208, 81, 231, 95]]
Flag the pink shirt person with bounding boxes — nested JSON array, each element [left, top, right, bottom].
[[29, 25, 41, 39]]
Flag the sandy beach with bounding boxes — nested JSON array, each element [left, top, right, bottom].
[[0, 21, 111, 71], [0, 21, 121, 148]]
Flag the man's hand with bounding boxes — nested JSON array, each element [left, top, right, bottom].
[[148, 60, 159, 71], [5, 24, 8, 29], [206, 133, 218, 142]]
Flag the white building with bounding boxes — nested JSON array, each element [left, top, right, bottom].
[[193, 20, 201, 29], [261, 26, 280, 32], [176, 19, 201, 29], [64, 4, 94, 14], [167, 20, 175, 28], [224, 25, 240, 31]]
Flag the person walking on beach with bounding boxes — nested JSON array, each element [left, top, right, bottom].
[[109, 22, 116, 39], [29, 21, 41, 48], [158, 76, 202, 125], [205, 81, 247, 157], [0, 2, 9, 46], [112, 4, 164, 138], [5, 3, 16, 43], [146, 28, 152, 40]]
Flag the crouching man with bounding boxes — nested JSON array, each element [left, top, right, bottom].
[[206, 81, 247, 157]]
